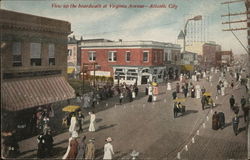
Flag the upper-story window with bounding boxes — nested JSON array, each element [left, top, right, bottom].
[[12, 42, 22, 67], [126, 51, 131, 62], [108, 51, 117, 62], [68, 49, 72, 56], [153, 52, 157, 63], [48, 44, 55, 66], [30, 43, 41, 66], [143, 51, 149, 62], [88, 51, 96, 61]]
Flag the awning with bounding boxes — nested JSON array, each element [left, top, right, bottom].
[[67, 67, 75, 74], [1, 76, 75, 111], [181, 65, 194, 71]]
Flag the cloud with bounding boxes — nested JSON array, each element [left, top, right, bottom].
[[120, 9, 170, 30]]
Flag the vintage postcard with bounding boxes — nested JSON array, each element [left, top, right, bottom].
[[0, 0, 249, 159]]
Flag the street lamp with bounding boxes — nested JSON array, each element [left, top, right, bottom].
[[183, 15, 202, 52]]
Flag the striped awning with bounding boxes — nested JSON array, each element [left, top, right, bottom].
[[1, 76, 75, 111]]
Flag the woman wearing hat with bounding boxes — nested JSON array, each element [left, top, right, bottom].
[[103, 137, 114, 160], [88, 112, 96, 132], [62, 131, 78, 160]]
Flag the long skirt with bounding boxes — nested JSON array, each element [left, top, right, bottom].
[[148, 95, 152, 102]]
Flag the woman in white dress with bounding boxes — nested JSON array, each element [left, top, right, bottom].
[[103, 137, 114, 160], [69, 114, 77, 133], [88, 111, 96, 132]]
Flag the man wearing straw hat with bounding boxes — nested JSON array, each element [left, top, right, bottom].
[[85, 138, 95, 160], [103, 137, 114, 160]]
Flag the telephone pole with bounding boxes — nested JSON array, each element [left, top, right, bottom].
[[221, 0, 250, 75]]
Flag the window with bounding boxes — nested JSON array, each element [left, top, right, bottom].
[[168, 52, 172, 61], [30, 43, 41, 66], [88, 51, 96, 61], [126, 52, 131, 62], [143, 51, 149, 62], [153, 52, 157, 63], [108, 51, 117, 62], [12, 42, 22, 66], [48, 44, 55, 65], [68, 49, 72, 56]]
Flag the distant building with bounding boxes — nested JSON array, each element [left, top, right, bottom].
[[185, 42, 221, 68], [203, 42, 221, 68], [67, 36, 79, 78], [0, 9, 75, 112], [216, 50, 233, 67], [80, 40, 181, 85]]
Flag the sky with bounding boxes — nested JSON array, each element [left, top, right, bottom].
[[1, 0, 248, 55]]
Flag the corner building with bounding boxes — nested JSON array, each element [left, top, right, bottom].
[[80, 40, 181, 85]]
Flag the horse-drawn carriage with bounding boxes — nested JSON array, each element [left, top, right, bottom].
[[173, 98, 186, 118]]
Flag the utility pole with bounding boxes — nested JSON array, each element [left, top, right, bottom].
[[221, 0, 249, 75]]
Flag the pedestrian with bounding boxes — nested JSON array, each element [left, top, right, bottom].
[[103, 137, 114, 160], [183, 87, 188, 98], [212, 111, 219, 130], [221, 84, 225, 96], [201, 86, 206, 95], [69, 113, 77, 134], [231, 80, 234, 89], [153, 84, 159, 102], [119, 91, 124, 105], [85, 138, 95, 160], [233, 103, 240, 115], [65, 131, 79, 160], [127, 88, 133, 102], [176, 83, 180, 93], [232, 114, 240, 136], [62, 131, 77, 159], [172, 91, 177, 100], [132, 89, 136, 99], [37, 132, 46, 158], [77, 110, 85, 133], [240, 96, 247, 111], [88, 111, 96, 132], [30, 112, 37, 134], [5, 130, 20, 158], [243, 105, 249, 122], [191, 87, 195, 98], [43, 129, 53, 157], [218, 112, 225, 129], [216, 84, 221, 95], [147, 85, 153, 102], [201, 95, 206, 110], [173, 102, 178, 118], [76, 135, 86, 159], [134, 85, 139, 96], [229, 95, 235, 110]]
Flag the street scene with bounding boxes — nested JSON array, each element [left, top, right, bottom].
[[1, 0, 250, 160]]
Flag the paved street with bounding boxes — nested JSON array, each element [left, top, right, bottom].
[[17, 71, 247, 159]]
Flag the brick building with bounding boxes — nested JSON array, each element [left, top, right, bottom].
[[216, 50, 233, 67], [185, 41, 222, 68], [0, 9, 75, 112], [203, 42, 221, 68], [80, 40, 181, 85]]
